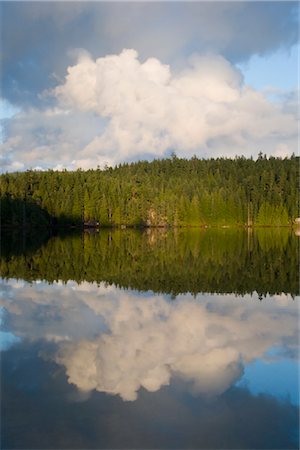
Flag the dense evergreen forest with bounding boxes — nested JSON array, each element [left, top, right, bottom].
[[0, 154, 298, 228], [1, 229, 298, 296]]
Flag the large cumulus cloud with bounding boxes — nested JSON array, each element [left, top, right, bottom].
[[1, 49, 297, 171], [2, 2, 298, 106]]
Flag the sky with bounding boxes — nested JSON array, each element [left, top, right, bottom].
[[0, 1, 299, 172]]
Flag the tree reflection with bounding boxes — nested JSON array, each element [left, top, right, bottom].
[[1, 228, 298, 295]]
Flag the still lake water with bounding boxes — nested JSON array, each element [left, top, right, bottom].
[[1, 228, 299, 449]]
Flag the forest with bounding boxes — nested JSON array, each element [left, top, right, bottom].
[[0, 154, 298, 228]]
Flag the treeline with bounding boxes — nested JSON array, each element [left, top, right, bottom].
[[0, 154, 298, 228], [1, 229, 298, 296]]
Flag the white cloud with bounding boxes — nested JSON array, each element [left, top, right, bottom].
[[1, 49, 297, 171], [3, 1, 298, 118], [1, 279, 298, 401]]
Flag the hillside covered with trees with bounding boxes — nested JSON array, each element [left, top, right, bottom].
[[0, 154, 298, 228]]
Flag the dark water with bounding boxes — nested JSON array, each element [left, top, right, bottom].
[[1, 229, 299, 449]]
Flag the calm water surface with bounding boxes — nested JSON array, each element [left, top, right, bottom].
[[1, 229, 299, 449]]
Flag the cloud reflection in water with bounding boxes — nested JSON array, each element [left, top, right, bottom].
[[0, 279, 298, 402]]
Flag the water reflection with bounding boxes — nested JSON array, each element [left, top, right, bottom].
[[1, 228, 299, 448], [3, 341, 299, 449], [1, 228, 298, 295], [1, 279, 298, 403]]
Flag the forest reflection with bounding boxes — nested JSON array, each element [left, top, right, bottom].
[[0, 228, 298, 295], [1, 227, 299, 449]]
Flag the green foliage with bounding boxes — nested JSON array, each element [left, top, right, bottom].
[[256, 202, 290, 226], [0, 155, 298, 228], [0, 195, 51, 228]]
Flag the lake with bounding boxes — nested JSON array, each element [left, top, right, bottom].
[[1, 228, 299, 449]]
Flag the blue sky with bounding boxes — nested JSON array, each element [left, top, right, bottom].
[[238, 43, 298, 91], [0, 1, 298, 171]]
